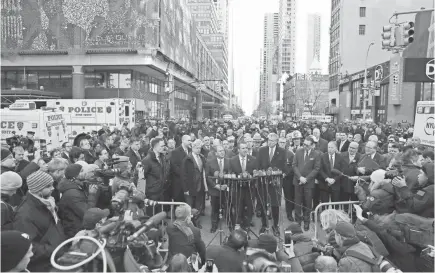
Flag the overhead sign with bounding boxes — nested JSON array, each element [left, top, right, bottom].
[[413, 101, 434, 147], [403, 58, 435, 82]]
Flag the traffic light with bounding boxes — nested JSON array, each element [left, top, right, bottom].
[[393, 74, 399, 85], [381, 25, 395, 49], [402, 21, 414, 46]]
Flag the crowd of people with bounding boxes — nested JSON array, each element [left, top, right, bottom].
[[0, 117, 433, 272]]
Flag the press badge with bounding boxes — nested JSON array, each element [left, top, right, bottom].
[[416, 190, 425, 197]]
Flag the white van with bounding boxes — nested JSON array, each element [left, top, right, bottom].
[[413, 101, 434, 147], [17, 98, 145, 138]]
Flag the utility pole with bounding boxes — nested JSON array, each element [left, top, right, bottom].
[[362, 42, 375, 120]]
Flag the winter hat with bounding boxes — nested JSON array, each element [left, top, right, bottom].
[[27, 170, 54, 193], [1, 147, 12, 161], [286, 222, 303, 235], [82, 208, 110, 229], [65, 164, 83, 179], [248, 234, 277, 254], [1, 171, 23, 192], [335, 221, 357, 238], [20, 162, 40, 180], [1, 231, 32, 272]]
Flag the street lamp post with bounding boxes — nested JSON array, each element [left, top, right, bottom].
[[362, 42, 375, 120]]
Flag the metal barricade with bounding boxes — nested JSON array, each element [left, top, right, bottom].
[[312, 201, 360, 240], [143, 200, 188, 263]]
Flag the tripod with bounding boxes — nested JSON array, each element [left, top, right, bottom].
[[207, 178, 227, 247]]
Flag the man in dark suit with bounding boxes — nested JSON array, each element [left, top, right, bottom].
[[126, 138, 142, 170], [357, 140, 387, 176], [279, 138, 295, 221], [337, 133, 350, 152], [181, 140, 207, 228], [318, 141, 345, 203], [229, 142, 257, 230], [320, 125, 333, 142], [313, 128, 328, 153], [340, 141, 361, 201], [169, 135, 192, 202], [257, 133, 288, 235], [206, 145, 230, 233], [61, 142, 72, 161], [292, 136, 321, 231]]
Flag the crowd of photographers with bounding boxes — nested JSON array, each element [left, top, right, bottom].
[[0, 117, 433, 272]]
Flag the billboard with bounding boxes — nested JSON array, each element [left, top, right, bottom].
[[403, 58, 435, 82], [159, 0, 198, 73], [1, 0, 160, 51]]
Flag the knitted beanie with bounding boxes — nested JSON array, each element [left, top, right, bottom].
[[1, 171, 23, 192], [1, 231, 32, 272], [65, 164, 82, 179], [27, 170, 54, 193]]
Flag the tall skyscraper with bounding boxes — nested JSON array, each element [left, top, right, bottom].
[[278, 0, 297, 76], [307, 13, 321, 72], [259, 13, 279, 103], [213, 0, 230, 43]]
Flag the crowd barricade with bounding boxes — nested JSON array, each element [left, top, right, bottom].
[[143, 200, 188, 263], [312, 201, 360, 241]]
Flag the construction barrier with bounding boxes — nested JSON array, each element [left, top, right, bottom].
[[312, 201, 360, 241]]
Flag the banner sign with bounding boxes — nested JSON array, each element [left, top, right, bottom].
[[403, 58, 435, 82]]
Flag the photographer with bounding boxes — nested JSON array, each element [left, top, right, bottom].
[[286, 222, 319, 272], [206, 229, 247, 272], [334, 221, 379, 272], [391, 162, 434, 218], [400, 149, 424, 191], [57, 164, 99, 238]]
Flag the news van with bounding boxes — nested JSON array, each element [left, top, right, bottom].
[[413, 101, 434, 147], [0, 101, 70, 149], [16, 98, 145, 138]]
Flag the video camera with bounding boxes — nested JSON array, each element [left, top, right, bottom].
[[384, 165, 403, 180], [311, 241, 339, 261], [243, 248, 290, 272]]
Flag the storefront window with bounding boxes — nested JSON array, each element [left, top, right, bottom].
[[17, 71, 26, 88], [1, 71, 6, 89], [38, 72, 50, 90], [49, 72, 61, 89], [6, 71, 17, 89], [60, 72, 72, 88], [27, 72, 38, 90]]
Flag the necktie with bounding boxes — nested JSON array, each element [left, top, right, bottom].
[[241, 157, 246, 172], [330, 154, 334, 169], [304, 150, 309, 162], [218, 159, 223, 172], [269, 148, 274, 162]]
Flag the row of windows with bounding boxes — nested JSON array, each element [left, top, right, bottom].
[[332, 0, 340, 11], [331, 27, 340, 42], [1, 70, 72, 90], [329, 75, 339, 90], [331, 11, 340, 26], [360, 7, 366, 17]]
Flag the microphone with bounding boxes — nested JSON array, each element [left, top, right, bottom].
[[128, 212, 167, 241]]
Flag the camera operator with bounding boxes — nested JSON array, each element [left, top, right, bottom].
[[167, 204, 206, 267], [399, 149, 424, 191], [391, 162, 434, 218], [334, 221, 380, 272], [57, 164, 99, 238], [206, 229, 247, 272], [286, 222, 320, 272]]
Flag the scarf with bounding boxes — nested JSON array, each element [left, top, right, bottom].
[[173, 219, 194, 243], [30, 193, 59, 224]]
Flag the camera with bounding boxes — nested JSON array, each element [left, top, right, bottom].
[[205, 259, 214, 272], [312, 242, 338, 260], [384, 169, 403, 180], [244, 249, 281, 272]]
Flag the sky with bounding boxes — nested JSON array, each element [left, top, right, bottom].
[[230, 0, 331, 115]]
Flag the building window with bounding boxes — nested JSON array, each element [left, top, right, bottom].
[[422, 82, 434, 101], [359, 25, 366, 35], [359, 7, 366, 17]]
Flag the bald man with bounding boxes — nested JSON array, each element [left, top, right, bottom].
[[169, 135, 192, 202]]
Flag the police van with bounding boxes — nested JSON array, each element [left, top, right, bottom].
[[413, 101, 434, 147], [0, 101, 69, 149], [16, 98, 145, 138]]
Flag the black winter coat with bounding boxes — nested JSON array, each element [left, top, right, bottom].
[[142, 150, 170, 198], [13, 193, 66, 272], [57, 179, 97, 238]]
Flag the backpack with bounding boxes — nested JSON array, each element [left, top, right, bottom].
[[394, 213, 434, 248], [343, 245, 383, 272]]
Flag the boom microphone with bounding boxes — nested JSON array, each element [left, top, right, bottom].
[[128, 212, 167, 241]]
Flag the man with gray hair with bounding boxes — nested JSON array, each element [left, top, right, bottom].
[[257, 132, 288, 235], [357, 140, 386, 175], [181, 139, 207, 227]]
